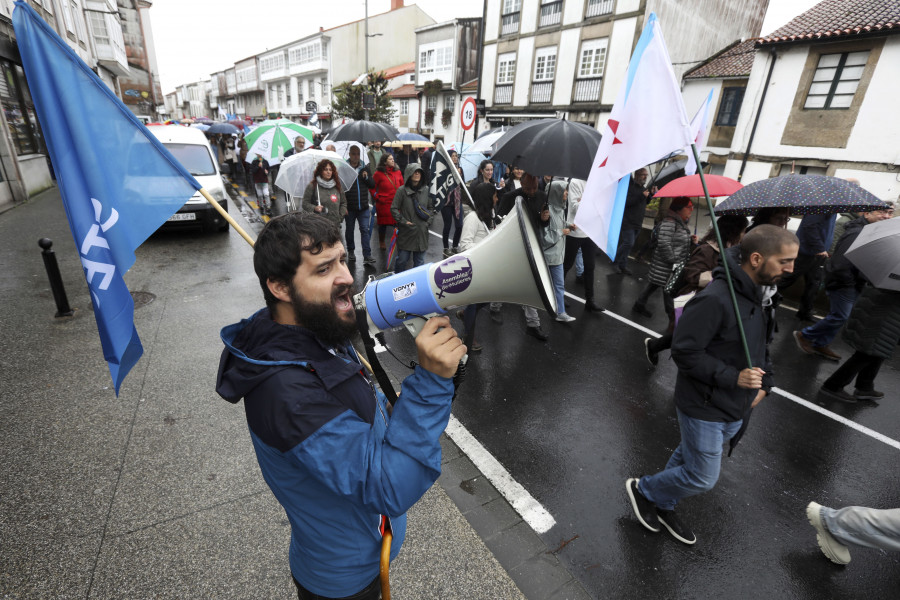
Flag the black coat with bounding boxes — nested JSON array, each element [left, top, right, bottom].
[[825, 216, 866, 291], [672, 246, 773, 424], [345, 166, 375, 212], [842, 286, 900, 359], [622, 178, 649, 230]]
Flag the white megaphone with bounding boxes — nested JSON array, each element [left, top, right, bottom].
[[353, 198, 558, 337]]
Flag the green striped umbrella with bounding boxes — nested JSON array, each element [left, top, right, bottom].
[[243, 119, 315, 165]]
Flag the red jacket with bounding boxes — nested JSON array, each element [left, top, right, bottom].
[[372, 167, 403, 226]]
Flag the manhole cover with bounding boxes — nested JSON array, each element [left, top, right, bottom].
[[131, 291, 156, 309]]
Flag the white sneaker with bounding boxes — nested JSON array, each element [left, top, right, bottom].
[[806, 502, 851, 565], [555, 313, 576, 323]]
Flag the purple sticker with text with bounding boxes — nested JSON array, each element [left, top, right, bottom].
[[434, 256, 473, 295]]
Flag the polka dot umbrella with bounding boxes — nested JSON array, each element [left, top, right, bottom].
[[713, 174, 889, 216]]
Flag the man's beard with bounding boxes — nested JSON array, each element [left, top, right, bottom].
[[289, 282, 360, 348]]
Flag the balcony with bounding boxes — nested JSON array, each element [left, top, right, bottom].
[[539, 1, 562, 28], [585, 0, 614, 18], [494, 84, 513, 105], [501, 12, 520, 36], [573, 77, 602, 103], [88, 12, 128, 77], [530, 82, 553, 104]]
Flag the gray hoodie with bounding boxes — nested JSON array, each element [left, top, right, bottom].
[[541, 180, 568, 266]]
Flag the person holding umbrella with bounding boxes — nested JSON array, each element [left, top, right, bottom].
[[793, 205, 893, 361], [372, 153, 403, 250], [251, 154, 272, 215], [301, 159, 348, 230]]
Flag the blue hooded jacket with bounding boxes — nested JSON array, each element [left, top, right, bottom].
[[216, 309, 454, 597]]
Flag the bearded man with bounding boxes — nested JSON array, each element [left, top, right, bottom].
[[626, 225, 799, 546], [216, 212, 464, 599]]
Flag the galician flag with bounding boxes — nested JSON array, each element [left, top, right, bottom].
[[684, 89, 714, 175], [13, 1, 201, 394], [575, 13, 692, 261]]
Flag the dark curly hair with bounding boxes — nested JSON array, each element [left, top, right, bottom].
[[253, 212, 342, 311], [313, 159, 342, 193]]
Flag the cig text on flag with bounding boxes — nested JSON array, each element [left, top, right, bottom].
[[429, 141, 467, 212], [575, 12, 692, 261], [13, 1, 201, 394]]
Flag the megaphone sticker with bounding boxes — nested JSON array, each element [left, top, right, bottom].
[[392, 281, 418, 301], [434, 257, 474, 298]]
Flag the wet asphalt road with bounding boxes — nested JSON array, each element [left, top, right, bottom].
[[238, 189, 900, 599]]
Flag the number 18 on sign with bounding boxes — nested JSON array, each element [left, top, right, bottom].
[[460, 97, 476, 131]]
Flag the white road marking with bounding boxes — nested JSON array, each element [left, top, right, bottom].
[[444, 415, 557, 534]]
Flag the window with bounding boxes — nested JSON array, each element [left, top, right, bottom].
[[62, 0, 74, 33], [289, 41, 324, 67], [533, 47, 557, 81], [578, 39, 608, 78], [72, 1, 86, 42], [539, 0, 562, 28], [426, 95, 437, 112], [308, 80, 315, 100], [585, 0, 614, 18], [88, 11, 109, 46], [804, 51, 869, 109], [497, 52, 516, 84], [268, 86, 276, 106], [278, 85, 284, 106], [715, 86, 745, 127], [285, 85, 291, 107], [444, 94, 455, 114], [260, 54, 285, 75], [501, 0, 521, 36], [297, 83, 303, 104], [419, 43, 453, 77], [0, 60, 43, 155], [400, 99, 409, 115], [320, 77, 328, 100]]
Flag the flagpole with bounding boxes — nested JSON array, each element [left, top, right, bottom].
[[690, 143, 752, 368], [199, 188, 256, 247]]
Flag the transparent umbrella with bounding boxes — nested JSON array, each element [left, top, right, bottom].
[[275, 149, 360, 211]]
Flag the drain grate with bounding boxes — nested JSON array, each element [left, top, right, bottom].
[[131, 291, 156, 309]]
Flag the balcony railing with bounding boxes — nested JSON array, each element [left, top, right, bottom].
[[501, 12, 520, 36], [585, 0, 614, 18], [530, 82, 553, 104], [539, 1, 562, 28], [573, 77, 602, 102], [494, 84, 513, 105]]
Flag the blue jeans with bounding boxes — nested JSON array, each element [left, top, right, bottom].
[[821, 506, 900, 552], [575, 248, 584, 277], [344, 209, 372, 258], [394, 249, 425, 272], [639, 409, 743, 511], [549, 263, 565, 315], [801, 286, 859, 347], [615, 226, 639, 269]]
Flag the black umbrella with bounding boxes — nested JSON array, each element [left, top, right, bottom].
[[490, 118, 602, 179], [327, 121, 400, 143], [207, 122, 240, 135], [713, 174, 889, 216]]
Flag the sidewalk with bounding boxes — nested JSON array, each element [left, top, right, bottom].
[[0, 188, 586, 599]]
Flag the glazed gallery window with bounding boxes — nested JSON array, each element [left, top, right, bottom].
[[804, 51, 869, 109], [533, 47, 557, 81], [497, 53, 516, 84], [399, 99, 409, 115], [715, 86, 745, 127], [578, 39, 608, 78]]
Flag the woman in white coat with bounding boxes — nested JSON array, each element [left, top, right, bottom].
[[457, 182, 497, 352]]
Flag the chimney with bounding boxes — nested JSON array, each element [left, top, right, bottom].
[[391, 0, 404, 10]]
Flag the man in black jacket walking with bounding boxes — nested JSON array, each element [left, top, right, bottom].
[[344, 145, 376, 265], [614, 168, 656, 275], [627, 225, 799, 545]]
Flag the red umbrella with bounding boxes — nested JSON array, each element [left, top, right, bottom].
[[654, 174, 742, 198]]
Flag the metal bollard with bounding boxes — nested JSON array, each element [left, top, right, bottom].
[[38, 238, 74, 317]]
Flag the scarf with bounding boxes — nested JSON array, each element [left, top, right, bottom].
[[317, 176, 336, 189]]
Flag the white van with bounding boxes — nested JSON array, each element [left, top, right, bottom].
[[147, 125, 229, 232]]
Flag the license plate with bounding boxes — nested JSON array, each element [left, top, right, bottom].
[[167, 213, 196, 222]]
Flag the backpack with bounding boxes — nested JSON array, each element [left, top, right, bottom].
[[648, 219, 665, 250]]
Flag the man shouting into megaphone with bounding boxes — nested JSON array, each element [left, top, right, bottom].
[[216, 212, 465, 599]]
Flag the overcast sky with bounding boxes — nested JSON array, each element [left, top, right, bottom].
[[151, 0, 821, 93]]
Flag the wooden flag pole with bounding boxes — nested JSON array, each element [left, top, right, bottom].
[[199, 188, 256, 247]]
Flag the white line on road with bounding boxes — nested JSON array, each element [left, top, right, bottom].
[[444, 415, 557, 534]]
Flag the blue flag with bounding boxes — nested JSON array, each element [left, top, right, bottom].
[[13, 1, 201, 394]]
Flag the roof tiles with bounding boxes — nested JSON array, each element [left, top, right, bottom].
[[758, 0, 900, 45], [684, 39, 757, 79]]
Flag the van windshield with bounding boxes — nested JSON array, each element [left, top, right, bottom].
[[164, 143, 216, 176]]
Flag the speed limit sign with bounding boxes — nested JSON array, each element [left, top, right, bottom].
[[460, 97, 477, 131]]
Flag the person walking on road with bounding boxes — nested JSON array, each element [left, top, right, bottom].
[[562, 178, 603, 313], [776, 212, 837, 323], [616, 168, 656, 275], [631, 197, 696, 320], [626, 225, 799, 545], [250, 154, 271, 215], [301, 159, 348, 231], [543, 180, 576, 323], [343, 146, 376, 266], [457, 182, 498, 352], [806, 501, 900, 565], [216, 212, 464, 599], [793, 205, 893, 361], [441, 150, 464, 257], [818, 284, 900, 403], [372, 153, 403, 250], [390, 163, 434, 272]]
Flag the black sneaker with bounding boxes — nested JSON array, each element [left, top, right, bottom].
[[363, 256, 376, 266], [657, 508, 696, 545], [853, 389, 884, 401], [819, 386, 856, 403], [526, 326, 548, 341], [632, 303, 653, 318], [347, 254, 357, 262], [626, 478, 660, 533], [644, 338, 658, 366]]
